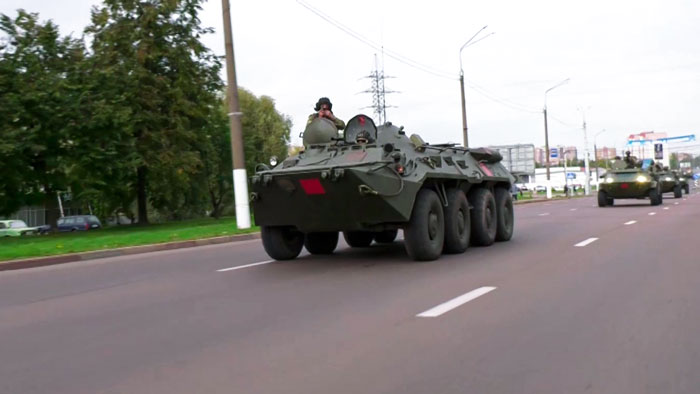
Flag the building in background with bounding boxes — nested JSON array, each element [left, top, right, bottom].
[[595, 147, 617, 160], [626, 131, 667, 160]]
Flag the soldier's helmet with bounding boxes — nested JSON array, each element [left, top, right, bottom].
[[314, 97, 332, 111]]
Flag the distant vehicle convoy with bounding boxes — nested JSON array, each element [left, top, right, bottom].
[[251, 115, 516, 261]]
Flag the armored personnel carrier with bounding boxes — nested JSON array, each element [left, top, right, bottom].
[[598, 158, 662, 206], [250, 114, 516, 261], [657, 167, 683, 198]]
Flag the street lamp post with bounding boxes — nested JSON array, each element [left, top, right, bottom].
[[593, 129, 606, 188], [459, 26, 492, 148], [578, 107, 591, 196], [543, 78, 570, 199]]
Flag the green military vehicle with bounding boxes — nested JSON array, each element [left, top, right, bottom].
[[598, 158, 662, 207], [658, 167, 683, 199], [676, 170, 691, 194], [251, 114, 516, 261]]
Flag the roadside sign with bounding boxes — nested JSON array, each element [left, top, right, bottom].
[[654, 143, 663, 160], [566, 173, 576, 179], [550, 148, 558, 159]]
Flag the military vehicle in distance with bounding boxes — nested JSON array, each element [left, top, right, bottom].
[[675, 170, 691, 194], [598, 157, 662, 206], [657, 167, 683, 199], [250, 114, 516, 261]]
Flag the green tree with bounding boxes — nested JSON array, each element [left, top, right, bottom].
[[198, 89, 291, 218], [0, 10, 85, 220], [669, 153, 679, 169], [85, 0, 223, 223]]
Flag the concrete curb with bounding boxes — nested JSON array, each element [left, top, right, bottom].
[[0, 232, 261, 272]]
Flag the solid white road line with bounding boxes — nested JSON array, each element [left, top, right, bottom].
[[624, 220, 637, 225], [538, 213, 550, 216], [217, 260, 275, 272], [417, 287, 497, 318], [575, 238, 599, 247], [649, 212, 656, 216]]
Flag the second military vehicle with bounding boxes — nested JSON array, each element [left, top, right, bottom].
[[598, 157, 662, 207], [657, 167, 683, 199], [251, 114, 516, 261]]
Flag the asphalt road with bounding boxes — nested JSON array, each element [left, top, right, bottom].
[[2, 192, 700, 394]]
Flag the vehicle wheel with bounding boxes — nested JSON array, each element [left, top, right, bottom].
[[684, 185, 690, 194], [374, 229, 398, 244], [443, 188, 470, 254], [304, 232, 339, 254], [607, 197, 614, 206], [649, 187, 662, 206], [597, 191, 608, 207], [261, 226, 304, 260], [469, 188, 497, 246], [674, 185, 682, 198], [494, 187, 514, 242], [404, 188, 444, 261], [343, 231, 374, 247]]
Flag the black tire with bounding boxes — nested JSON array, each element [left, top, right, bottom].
[[469, 188, 497, 246], [494, 188, 514, 242], [343, 231, 374, 247], [304, 232, 339, 254], [443, 188, 470, 254], [674, 185, 682, 198], [684, 185, 690, 194], [607, 197, 614, 206], [261, 226, 304, 260], [374, 229, 398, 244], [597, 191, 608, 207], [649, 187, 662, 206], [404, 189, 445, 261]]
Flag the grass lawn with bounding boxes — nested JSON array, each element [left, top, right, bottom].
[[0, 216, 258, 262]]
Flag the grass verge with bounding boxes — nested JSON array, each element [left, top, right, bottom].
[[0, 216, 258, 262]]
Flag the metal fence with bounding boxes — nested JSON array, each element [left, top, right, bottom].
[[0, 207, 85, 227]]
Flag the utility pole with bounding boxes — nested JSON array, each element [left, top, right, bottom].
[[221, 0, 251, 229], [581, 109, 591, 196], [459, 26, 492, 148], [543, 78, 569, 199]]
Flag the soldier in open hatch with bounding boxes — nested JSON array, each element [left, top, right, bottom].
[[307, 97, 345, 131], [624, 151, 637, 169]]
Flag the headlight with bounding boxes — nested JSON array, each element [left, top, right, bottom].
[[605, 177, 614, 183], [269, 156, 278, 166], [679, 177, 685, 181], [664, 177, 672, 181], [636, 175, 649, 182]]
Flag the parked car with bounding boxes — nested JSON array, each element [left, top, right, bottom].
[[535, 185, 546, 192], [0, 220, 49, 237], [57, 215, 102, 232]]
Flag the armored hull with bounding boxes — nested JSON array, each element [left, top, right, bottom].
[[598, 159, 663, 206], [251, 114, 515, 261]]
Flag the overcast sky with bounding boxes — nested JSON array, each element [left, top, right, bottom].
[[3, 0, 700, 154]]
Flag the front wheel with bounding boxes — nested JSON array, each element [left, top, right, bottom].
[[469, 188, 497, 246], [261, 226, 304, 260], [304, 232, 339, 254], [404, 189, 445, 261], [674, 185, 682, 198], [649, 187, 662, 206]]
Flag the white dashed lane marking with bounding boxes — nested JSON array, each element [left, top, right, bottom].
[[417, 287, 497, 318], [218, 260, 275, 272], [649, 212, 656, 216], [570, 208, 577, 211], [663, 207, 670, 210], [575, 238, 599, 247], [538, 213, 550, 216], [624, 220, 637, 225]]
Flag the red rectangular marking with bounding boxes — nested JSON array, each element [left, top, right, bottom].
[[479, 163, 494, 177], [620, 183, 629, 189], [299, 178, 326, 195]]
